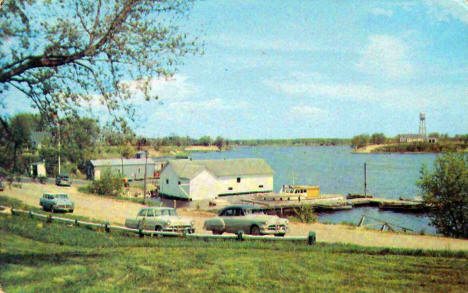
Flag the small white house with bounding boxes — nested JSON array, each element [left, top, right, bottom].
[[159, 158, 274, 200], [87, 158, 158, 180]]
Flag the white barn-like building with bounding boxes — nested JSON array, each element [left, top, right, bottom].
[[159, 158, 274, 200]]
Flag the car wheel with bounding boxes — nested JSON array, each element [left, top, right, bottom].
[[155, 226, 163, 231], [212, 230, 223, 235], [250, 225, 261, 236], [70, 210, 74, 213], [275, 233, 285, 237]]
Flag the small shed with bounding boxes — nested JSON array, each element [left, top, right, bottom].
[[87, 158, 157, 180], [31, 162, 46, 177]]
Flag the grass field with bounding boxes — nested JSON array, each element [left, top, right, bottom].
[[1, 213, 467, 292]]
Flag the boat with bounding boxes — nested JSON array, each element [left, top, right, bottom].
[[279, 185, 320, 199]]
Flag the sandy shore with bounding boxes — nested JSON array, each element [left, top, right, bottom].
[[2, 182, 468, 251], [352, 144, 394, 153]]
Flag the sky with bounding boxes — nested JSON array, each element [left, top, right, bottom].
[[3, 0, 468, 139]]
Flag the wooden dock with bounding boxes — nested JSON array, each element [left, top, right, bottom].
[[240, 193, 428, 215]]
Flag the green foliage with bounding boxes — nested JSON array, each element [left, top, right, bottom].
[[230, 138, 350, 146], [418, 153, 468, 238], [370, 133, 386, 144], [292, 205, 318, 223], [1, 0, 200, 128], [38, 175, 47, 184], [351, 134, 370, 148], [87, 170, 124, 197], [376, 142, 467, 153]]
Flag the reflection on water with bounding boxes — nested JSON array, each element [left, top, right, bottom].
[[192, 145, 438, 235]]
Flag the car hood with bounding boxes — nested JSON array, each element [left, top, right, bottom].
[[243, 215, 288, 225], [159, 216, 193, 226], [55, 199, 73, 205]]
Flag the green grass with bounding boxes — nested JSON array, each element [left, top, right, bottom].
[[1, 213, 467, 292], [0, 195, 107, 224]]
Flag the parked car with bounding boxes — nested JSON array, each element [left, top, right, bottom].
[[125, 207, 195, 233], [56, 174, 72, 186], [203, 205, 288, 236], [39, 193, 74, 213]]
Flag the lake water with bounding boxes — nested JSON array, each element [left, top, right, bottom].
[[191, 146, 439, 235]]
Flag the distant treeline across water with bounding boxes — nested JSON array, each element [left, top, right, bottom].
[[229, 138, 351, 146]]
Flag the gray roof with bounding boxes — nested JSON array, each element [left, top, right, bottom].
[[168, 158, 274, 179], [90, 158, 155, 167], [400, 134, 425, 138]]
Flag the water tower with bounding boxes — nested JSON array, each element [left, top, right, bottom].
[[419, 112, 427, 138]]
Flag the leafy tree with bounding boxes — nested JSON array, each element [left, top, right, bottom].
[[418, 153, 468, 238], [87, 169, 123, 197], [370, 133, 386, 145], [213, 136, 224, 149], [198, 136, 211, 146], [0, 0, 200, 130], [351, 134, 370, 149]]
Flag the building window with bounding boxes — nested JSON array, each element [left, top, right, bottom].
[[237, 177, 241, 183], [228, 187, 233, 191], [166, 179, 169, 184], [259, 185, 263, 188]]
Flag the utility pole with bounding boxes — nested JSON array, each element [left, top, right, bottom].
[[364, 162, 367, 196], [57, 117, 61, 175], [143, 150, 148, 204]]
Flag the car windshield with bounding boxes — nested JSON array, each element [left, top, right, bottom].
[[160, 209, 177, 216], [245, 209, 265, 215]]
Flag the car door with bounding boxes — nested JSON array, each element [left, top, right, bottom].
[[221, 208, 236, 233], [136, 208, 147, 229], [143, 208, 155, 229]]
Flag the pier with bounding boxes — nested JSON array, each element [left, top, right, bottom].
[[240, 193, 428, 216]]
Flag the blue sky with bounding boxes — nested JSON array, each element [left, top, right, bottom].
[[4, 0, 468, 139]]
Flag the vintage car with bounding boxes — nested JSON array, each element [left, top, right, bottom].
[[203, 205, 288, 236], [125, 207, 195, 233], [39, 193, 74, 213], [56, 174, 72, 186]]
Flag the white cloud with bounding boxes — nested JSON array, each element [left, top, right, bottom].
[[154, 98, 250, 122], [290, 105, 328, 119], [207, 33, 340, 53], [356, 35, 414, 79], [263, 74, 468, 111], [370, 8, 393, 17], [123, 74, 199, 102], [423, 0, 468, 24]]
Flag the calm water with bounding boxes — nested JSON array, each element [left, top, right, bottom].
[[191, 146, 439, 235]]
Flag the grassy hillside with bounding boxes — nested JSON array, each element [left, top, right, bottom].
[[1, 213, 467, 292]]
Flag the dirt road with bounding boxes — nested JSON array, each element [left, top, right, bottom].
[[3, 183, 468, 251]]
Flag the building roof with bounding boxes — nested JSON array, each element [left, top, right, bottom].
[[90, 158, 155, 167], [167, 158, 274, 179], [400, 134, 425, 138]]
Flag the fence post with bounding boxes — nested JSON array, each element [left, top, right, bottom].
[[11, 206, 15, 215], [139, 228, 144, 238], [105, 222, 110, 233], [29, 210, 33, 218], [237, 230, 244, 241], [308, 231, 316, 245], [46, 214, 52, 223], [75, 219, 79, 226]]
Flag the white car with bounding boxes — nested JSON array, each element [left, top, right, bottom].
[[125, 207, 195, 233]]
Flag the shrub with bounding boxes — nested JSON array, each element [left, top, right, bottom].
[[38, 176, 47, 184], [87, 169, 123, 197], [418, 153, 468, 238], [292, 205, 318, 223]]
